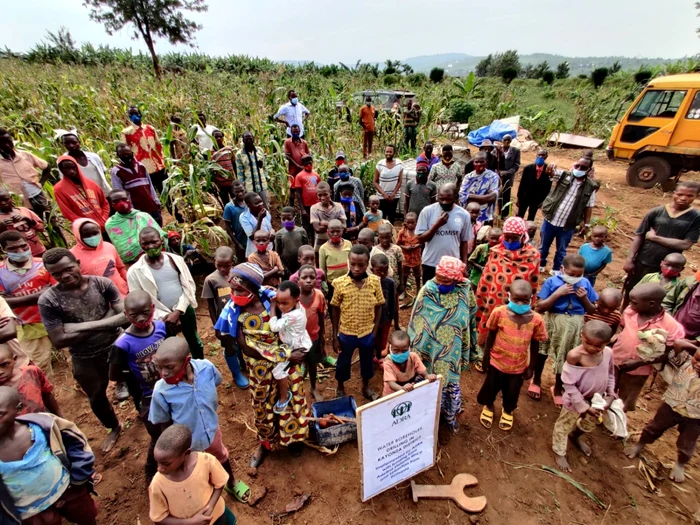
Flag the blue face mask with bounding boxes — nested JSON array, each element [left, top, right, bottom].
[[291, 97, 299, 105], [503, 240, 521, 251], [339, 172, 350, 181], [129, 114, 141, 125], [340, 196, 353, 204], [6, 250, 31, 263], [291, 133, 300, 140], [82, 235, 101, 248], [535, 157, 545, 166], [572, 169, 587, 178], [508, 301, 531, 315], [437, 283, 456, 294], [390, 351, 410, 364]]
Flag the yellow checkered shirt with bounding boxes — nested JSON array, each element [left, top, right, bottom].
[[330, 274, 385, 337]]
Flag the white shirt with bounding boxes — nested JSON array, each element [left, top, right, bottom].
[[195, 125, 219, 152], [274, 102, 310, 136], [269, 305, 312, 351]]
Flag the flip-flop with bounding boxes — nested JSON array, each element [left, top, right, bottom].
[[550, 386, 563, 408], [499, 412, 514, 431], [273, 390, 292, 414], [224, 480, 251, 504], [479, 407, 494, 429], [528, 381, 541, 400], [474, 360, 484, 373]]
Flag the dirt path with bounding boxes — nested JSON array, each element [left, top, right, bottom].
[[51, 149, 700, 525]]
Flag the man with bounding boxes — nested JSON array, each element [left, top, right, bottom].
[[111, 143, 162, 225], [465, 139, 505, 174], [402, 99, 420, 151], [169, 114, 188, 160], [428, 144, 462, 187], [416, 183, 473, 283], [105, 190, 166, 264], [0, 128, 52, 219], [294, 154, 320, 239], [274, 89, 311, 137], [359, 96, 376, 158], [239, 192, 273, 258], [517, 148, 552, 221], [499, 134, 521, 219], [235, 131, 269, 209], [121, 105, 166, 194], [127, 227, 204, 360], [0, 231, 54, 374], [459, 152, 500, 225], [222, 181, 248, 263], [54, 156, 110, 230], [60, 131, 112, 196], [539, 157, 599, 273], [0, 187, 46, 257], [38, 248, 126, 453], [333, 164, 365, 214], [211, 130, 236, 204], [284, 124, 310, 207], [327, 150, 354, 195], [193, 111, 218, 152], [416, 142, 440, 170]]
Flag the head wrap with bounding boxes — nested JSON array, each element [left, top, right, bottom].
[[55, 129, 79, 142], [436, 256, 467, 282], [231, 262, 264, 290], [416, 160, 429, 171], [502, 217, 529, 243], [502, 134, 513, 141], [167, 231, 182, 240]]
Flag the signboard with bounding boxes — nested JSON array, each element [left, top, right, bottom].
[[357, 377, 443, 501]]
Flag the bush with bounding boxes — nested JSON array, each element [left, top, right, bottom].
[[591, 67, 610, 88], [556, 62, 570, 79], [578, 74, 588, 79], [542, 71, 555, 85], [447, 99, 475, 123], [429, 67, 445, 83], [634, 70, 653, 85], [501, 67, 519, 85], [408, 73, 428, 86], [383, 73, 401, 87]]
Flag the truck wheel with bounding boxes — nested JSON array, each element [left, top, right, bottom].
[[626, 156, 671, 189]]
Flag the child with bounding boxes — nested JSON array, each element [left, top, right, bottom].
[[584, 287, 623, 334], [290, 244, 326, 292], [310, 181, 346, 255], [357, 227, 376, 252], [397, 211, 422, 297], [612, 282, 685, 412], [337, 182, 360, 242], [275, 206, 309, 278], [0, 344, 60, 415], [239, 191, 273, 258], [477, 280, 547, 431], [110, 290, 168, 480], [298, 264, 327, 401], [0, 187, 46, 257], [203, 247, 249, 389], [466, 202, 483, 245], [331, 244, 385, 400], [525, 221, 538, 248], [382, 330, 437, 396], [319, 219, 352, 300], [578, 225, 613, 286], [363, 195, 383, 233], [248, 229, 284, 287], [552, 321, 616, 472], [625, 339, 700, 483], [533, 254, 598, 406], [468, 227, 501, 289], [149, 337, 248, 500], [404, 161, 436, 216], [639, 252, 686, 300], [293, 154, 320, 239], [370, 254, 400, 364], [370, 224, 405, 293], [149, 424, 236, 525], [269, 281, 312, 413]]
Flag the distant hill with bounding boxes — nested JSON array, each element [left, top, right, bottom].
[[403, 53, 681, 76]]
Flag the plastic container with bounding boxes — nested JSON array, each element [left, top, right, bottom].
[[311, 395, 358, 447]]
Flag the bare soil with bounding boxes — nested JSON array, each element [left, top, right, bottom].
[[52, 149, 700, 525]]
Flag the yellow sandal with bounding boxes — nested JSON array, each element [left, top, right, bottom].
[[499, 412, 514, 432], [479, 407, 494, 429]]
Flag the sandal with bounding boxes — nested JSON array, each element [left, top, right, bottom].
[[474, 359, 484, 373], [550, 386, 563, 408], [273, 390, 292, 414], [479, 407, 494, 429], [224, 480, 251, 504], [499, 412, 514, 431], [528, 381, 541, 400]]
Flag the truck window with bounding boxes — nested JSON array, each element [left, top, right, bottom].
[[686, 91, 700, 120], [628, 90, 687, 122]]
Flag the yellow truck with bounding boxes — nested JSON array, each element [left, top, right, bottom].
[[606, 73, 700, 189]]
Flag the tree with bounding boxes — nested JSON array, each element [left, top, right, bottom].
[[591, 67, 610, 88], [383, 59, 400, 75], [430, 67, 445, 83], [634, 70, 653, 84], [533, 61, 550, 79], [84, 0, 208, 78], [501, 67, 519, 85], [542, 70, 555, 85], [491, 50, 521, 78], [610, 60, 622, 74], [556, 62, 570, 79], [475, 54, 492, 77], [400, 63, 414, 75]]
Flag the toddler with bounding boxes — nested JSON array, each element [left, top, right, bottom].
[[397, 211, 422, 296], [383, 330, 436, 396], [248, 229, 284, 287], [526, 221, 538, 248], [468, 227, 501, 288], [363, 195, 383, 232], [0, 344, 60, 416], [578, 225, 612, 286], [466, 202, 483, 246], [584, 287, 622, 334]]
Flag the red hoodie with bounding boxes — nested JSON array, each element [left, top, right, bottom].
[[54, 155, 110, 229]]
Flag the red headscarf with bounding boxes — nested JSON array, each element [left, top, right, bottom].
[[436, 256, 467, 282], [502, 216, 530, 243]]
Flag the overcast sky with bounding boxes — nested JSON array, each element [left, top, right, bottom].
[[2, 0, 698, 63]]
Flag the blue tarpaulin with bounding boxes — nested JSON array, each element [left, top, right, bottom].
[[467, 120, 518, 147]]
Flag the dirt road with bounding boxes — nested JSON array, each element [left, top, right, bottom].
[[51, 149, 700, 525]]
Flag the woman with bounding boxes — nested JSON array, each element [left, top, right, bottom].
[[474, 217, 541, 371], [214, 263, 309, 467], [408, 256, 475, 434], [373, 144, 403, 224], [54, 155, 110, 230]]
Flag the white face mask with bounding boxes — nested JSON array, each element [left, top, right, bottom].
[[561, 272, 583, 285]]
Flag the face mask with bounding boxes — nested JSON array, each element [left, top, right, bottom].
[[291, 132, 300, 140], [508, 301, 531, 315], [129, 114, 142, 125], [561, 272, 583, 285], [339, 172, 350, 181], [282, 220, 295, 231], [132, 310, 154, 330], [119, 155, 134, 166], [163, 356, 191, 385], [291, 97, 299, 105], [503, 240, 521, 251], [114, 202, 131, 214], [82, 235, 101, 248], [416, 172, 428, 181], [475, 166, 486, 174], [349, 271, 368, 281], [437, 283, 456, 294], [329, 234, 342, 243], [366, 102, 371, 107], [572, 169, 587, 178], [340, 196, 353, 204], [6, 250, 31, 263], [535, 157, 545, 166], [390, 351, 410, 364], [255, 243, 268, 253], [336, 159, 345, 167], [440, 202, 453, 212], [661, 267, 681, 278], [231, 292, 255, 307], [145, 246, 162, 258], [303, 165, 313, 172]]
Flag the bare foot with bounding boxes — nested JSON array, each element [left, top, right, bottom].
[[669, 461, 686, 483], [555, 454, 572, 472], [101, 425, 121, 454], [310, 388, 323, 402], [572, 435, 592, 457], [624, 442, 644, 459]]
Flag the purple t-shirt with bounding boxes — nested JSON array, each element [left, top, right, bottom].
[[109, 320, 167, 397]]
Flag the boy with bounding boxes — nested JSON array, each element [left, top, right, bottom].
[[149, 338, 248, 500], [584, 287, 623, 334], [639, 252, 686, 309], [363, 195, 383, 233], [370, 254, 400, 364], [383, 330, 436, 396], [293, 154, 320, 239], [222, 180, 248, 263], [110, 290, 167, 480], [331, 245, 385, 400], [0, 187, 46, 257], [625, 339, 700, 483], [578, 225, 612, 286], [397, 211, 422, 297], [358, 228, 376, 252], [310, 182, 346, 255], [466, 202, 483, 246], [298, 264, 327, 401], [337, 182, 360, 242], [533, 254, 598, 406], [478, 280, 547, 431], [468, 227, 501, 289], [526, 221, 538, 248], [204, 247, 249, 389], [150, 424, 236, 525], [552, 321, 616, 472], [319, 220, 352, 300], [0, 387, 98, 525], [613, 283, 685, 412], [239, 192, 273, 258], [275, 206, 308, 277], [248, 229, 284, 287], [370, 224, 405, 293], [0, 344, 60, 415], [404, 161, 436, 216], [289, 245, 326, 292]]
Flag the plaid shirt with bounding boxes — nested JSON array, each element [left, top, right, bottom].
[[549, 177, 596, 228], [236, 146, 268, 193], [330, 274, 384, 337]]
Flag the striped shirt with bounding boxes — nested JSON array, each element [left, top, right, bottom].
[[549, 177, 596, 228], [376, 159, 403, 199], [319, 240, 352, 283], [486, 306, 548, 374], [583, 309, 622, 332]]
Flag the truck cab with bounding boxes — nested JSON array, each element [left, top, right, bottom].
[[606, 74, 700, 189]]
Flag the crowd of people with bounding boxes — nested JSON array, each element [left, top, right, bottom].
[[0, 89, 699, 525]]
